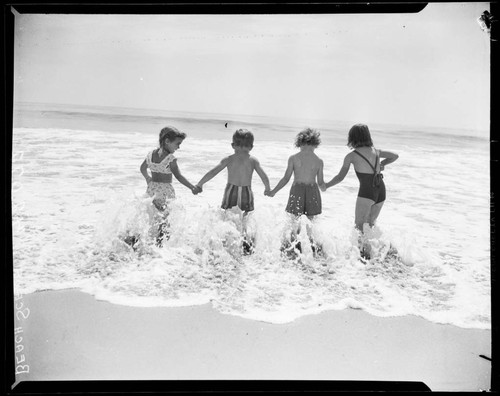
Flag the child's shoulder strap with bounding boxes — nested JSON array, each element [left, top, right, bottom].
[[164, 153, 176, 163], [353, 150, 376, 173]]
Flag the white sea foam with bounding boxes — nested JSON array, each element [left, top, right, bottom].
[[11, 111, 490, 329]]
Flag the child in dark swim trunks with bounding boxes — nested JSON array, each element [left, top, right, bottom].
[[267, 128, 325, 256], [321, 123, 399, 259], [195, 129, 271, 254]]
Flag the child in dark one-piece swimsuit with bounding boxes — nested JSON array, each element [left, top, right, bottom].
[[353, 149, 386, 204], [321, 123, 399, 259]]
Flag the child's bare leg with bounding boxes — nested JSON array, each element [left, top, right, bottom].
[[281, 213, 302, 254], [241, 211, 249, 236], [355, 197, 375, 258], [368, 201, 384, 227], [155, 207, 170, 247], [242, 211, 254, 241], [306, 215, 323, 256], [306, 215, 316, 240], [241, 211, 254, 254], [355, 197, 374, 231], [288, 213, 301, 240]]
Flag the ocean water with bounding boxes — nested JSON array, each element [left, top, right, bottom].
[[12, 102, 490, 329]]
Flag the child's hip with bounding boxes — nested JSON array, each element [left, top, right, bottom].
[[147, 182, 176, 199]]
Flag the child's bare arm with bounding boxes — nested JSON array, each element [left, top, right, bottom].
[[317, 159, 325, 187], [253, 158, 271, 193], [196, 157, 230, 187], [379, 149, 399, 170], [140, 159, 151, 184], [325, 154, 351, 189], [170, 159, 197, 191], [268, 156, 294, 197]]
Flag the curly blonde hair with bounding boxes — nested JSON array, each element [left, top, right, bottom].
[[295, 128, 321, 148]]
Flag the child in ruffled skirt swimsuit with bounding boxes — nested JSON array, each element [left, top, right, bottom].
[[139, 126, 199, 246]]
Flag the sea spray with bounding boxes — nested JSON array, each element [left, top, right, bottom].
[[14, 191, 489, 328]]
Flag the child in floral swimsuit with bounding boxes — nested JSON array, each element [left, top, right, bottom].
[[139, 126, 199, 245]]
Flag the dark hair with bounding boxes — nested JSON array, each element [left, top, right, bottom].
[[347, 124, 373, 148], [295, 128, 321, 148], [232, 129, 254, 148], [159, 126, 186, 148]]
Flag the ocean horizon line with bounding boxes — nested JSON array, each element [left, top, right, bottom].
[[14, 100, 489, 137]]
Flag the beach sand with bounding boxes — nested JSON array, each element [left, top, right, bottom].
[[12, 289, 491, 391]]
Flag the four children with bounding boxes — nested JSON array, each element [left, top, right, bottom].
[[140, 124, 399, 258]]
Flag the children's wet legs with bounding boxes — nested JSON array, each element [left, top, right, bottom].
[[282, 215, 323, 256], [357, 232, 371, 260], [355, 197, 374, 231], [280, 215, 302, 255], [156, 221, 170, 247], [355, 197, 376, 259], [123, 233, 140, 250], [306, 215, 324, 257], [241, 211, 255, 255], [368, 201, 384, 227], [154, 210, 170, 247], [289, 214, 301, 245], [357, 201, 384, 260]]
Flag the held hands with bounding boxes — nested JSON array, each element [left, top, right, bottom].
[[265, 189, 276, 197], [319, 182, 327, 192], [192, 185, 203, 195]]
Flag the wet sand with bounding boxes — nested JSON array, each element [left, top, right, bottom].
[[12, 289, 491, 391]]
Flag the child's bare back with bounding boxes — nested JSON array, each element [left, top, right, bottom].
[[290, 150, 323, 185], [196, 129, 270, 213], [226, 152, 256, 187], [267, 128, 324, 217]]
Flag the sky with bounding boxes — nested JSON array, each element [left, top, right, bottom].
[[13, 3, 490, 131]]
